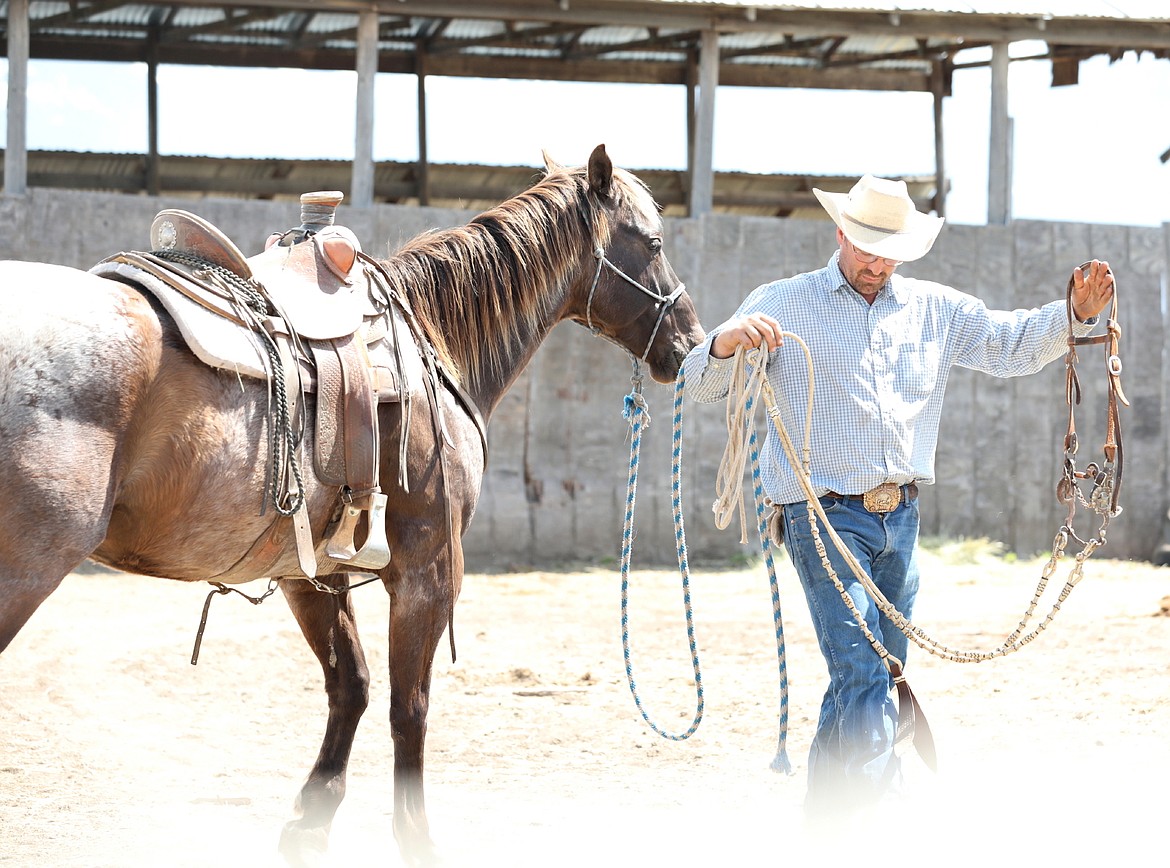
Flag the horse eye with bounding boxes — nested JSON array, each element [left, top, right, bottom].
[[648, 237, 663, 255]]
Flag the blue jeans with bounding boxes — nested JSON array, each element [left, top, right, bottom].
[[781, 494, 920, 816]]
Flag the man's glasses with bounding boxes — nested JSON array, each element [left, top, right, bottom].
[[846, 239, 902, 267]]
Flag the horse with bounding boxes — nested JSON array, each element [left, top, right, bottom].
[[0, 144, 704, 865]]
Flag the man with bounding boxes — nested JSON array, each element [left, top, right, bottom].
[[682, 174, 1115, 817]]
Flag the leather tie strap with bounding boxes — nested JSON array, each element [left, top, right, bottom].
[[891, 660, 938, 771]]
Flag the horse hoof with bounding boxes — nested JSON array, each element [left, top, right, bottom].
[[403, 845, 442, 868], [397, 832, 442, 867], [278, 822, 329, 868]]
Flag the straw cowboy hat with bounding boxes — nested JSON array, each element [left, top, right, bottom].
[[813, 175, 944, 263]]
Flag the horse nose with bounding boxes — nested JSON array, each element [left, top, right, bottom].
[[666, 340, 697, 378]]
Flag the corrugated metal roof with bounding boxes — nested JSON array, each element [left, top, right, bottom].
[[3, 1, 1166, 209], [8, 1, 1169, 78], [663, 1, 1170, 18]]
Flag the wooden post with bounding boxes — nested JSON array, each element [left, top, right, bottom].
[[416, 49, 430, 207], [988, 42, 1012, 225], [683, 57, 696, 211], [5, 0, 29, 196], [688, 29, 718, 218], [146, 30, 160, 197], [931, 58, 947, 218], [351, 10, 378, 208]]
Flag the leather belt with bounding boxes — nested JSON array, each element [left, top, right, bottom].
[[824, 482, 918, 513]]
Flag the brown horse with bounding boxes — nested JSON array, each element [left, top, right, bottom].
[[0, 145, 704, 865]]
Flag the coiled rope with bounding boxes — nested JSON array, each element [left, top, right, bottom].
[[719, 338, 1117, 674]]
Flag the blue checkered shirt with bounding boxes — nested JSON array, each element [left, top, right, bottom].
[[684, 253, 1096, 505]]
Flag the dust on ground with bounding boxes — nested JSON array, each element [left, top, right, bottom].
[[2, 544, 1168, 866]]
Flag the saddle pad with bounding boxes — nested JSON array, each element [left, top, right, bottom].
[[93, 259, 271, 380], [92, 259, 412, 399]]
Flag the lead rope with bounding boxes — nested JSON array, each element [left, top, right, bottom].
[[619, 361, 704, 740]]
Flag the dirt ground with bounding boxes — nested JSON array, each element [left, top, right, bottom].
[[2, 543, 1168, 867]]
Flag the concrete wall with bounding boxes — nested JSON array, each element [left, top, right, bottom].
[[1, 189, 1165, 567]]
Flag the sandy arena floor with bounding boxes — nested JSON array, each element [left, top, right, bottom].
[[2, 545, 1167, 866]]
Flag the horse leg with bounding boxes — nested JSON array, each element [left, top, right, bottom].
[[276, 574, 371, 867], [0, 446, 116, 654], [386, 563, 455, 866], [0, 552, 92, 653]]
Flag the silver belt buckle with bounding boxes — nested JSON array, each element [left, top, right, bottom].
[[862, 483, 901, 513]]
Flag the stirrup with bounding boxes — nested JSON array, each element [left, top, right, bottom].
[[325, 491, 391, 570]]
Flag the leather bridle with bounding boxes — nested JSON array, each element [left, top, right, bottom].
[[1058, 261, 1129, 539], [585, 245, 686, 362]]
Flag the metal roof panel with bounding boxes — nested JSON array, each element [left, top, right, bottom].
[[655, 1, 1169, 18]]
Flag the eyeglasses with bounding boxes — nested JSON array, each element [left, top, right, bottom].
[[846, 239, 902, 268]]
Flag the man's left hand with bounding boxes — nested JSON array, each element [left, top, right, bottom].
[[1071, 259, 1114, 322]]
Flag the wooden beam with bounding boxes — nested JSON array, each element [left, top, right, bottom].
[[417, 49, 430, 207], [987, 43, 1011, 225], [351, 9, 377, 208], [12, 150, 936, 214], [689, 29, 717, 218], [146, 27, 160, 196], [931, 58, 946, 218], [21, 35, 935, 92], [684, 57, 695, 212], [364, 2, 1170, 51], [4, 0, 29, 196]]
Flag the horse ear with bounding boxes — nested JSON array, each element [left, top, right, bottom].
[[587, 144, 613, 200], [538, 150, 561, 175]]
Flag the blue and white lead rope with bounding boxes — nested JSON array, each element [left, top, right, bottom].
[[620, 363, 703, 740], [619, 360, 794, 773], [745, 393, 794, 774]]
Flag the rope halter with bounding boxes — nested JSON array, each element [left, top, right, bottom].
[[585, 246, 686, 362]]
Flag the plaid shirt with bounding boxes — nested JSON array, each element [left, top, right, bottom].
[[684, 253, 1095, 505]]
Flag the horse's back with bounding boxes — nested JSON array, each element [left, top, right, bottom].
[[0, 259, 156, 340]]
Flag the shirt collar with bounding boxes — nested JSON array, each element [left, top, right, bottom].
[[827, 251, 905, 303]]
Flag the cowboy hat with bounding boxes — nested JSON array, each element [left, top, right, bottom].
[[813, 175, 944, 263]]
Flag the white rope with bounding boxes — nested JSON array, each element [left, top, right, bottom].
[[712, 342, 814, 542]]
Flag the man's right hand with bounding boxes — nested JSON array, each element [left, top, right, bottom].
[[710, 312, 785, 359]]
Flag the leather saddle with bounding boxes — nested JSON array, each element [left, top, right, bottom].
[[92, 192, 413, 578]]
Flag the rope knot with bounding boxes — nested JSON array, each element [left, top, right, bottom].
[[623, 390, 650, 425], [623, 360, 649, 424]]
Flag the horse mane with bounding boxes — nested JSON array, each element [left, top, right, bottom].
[[377, 165, 612, 390]]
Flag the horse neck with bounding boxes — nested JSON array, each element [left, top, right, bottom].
[[463, 277, 575, 421], [390, 190, 594, 421]]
